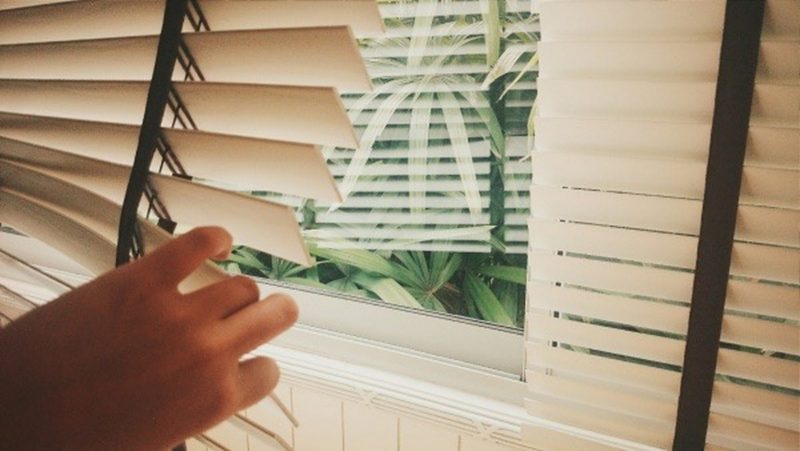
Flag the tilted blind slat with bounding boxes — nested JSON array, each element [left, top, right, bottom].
[[531, 185, 799, 247], [539, 39, 796, 80], [536, 116, 799, 168], [0, 80, 358, 148], [0, 140, 309, 264], [0, 114, 340, 202], [527, 372, 677, 426], [0, 28, 371, 92], [0, 181, 224, 292], [539, 0, 725, 40], [525, 399, 672, 448], [0, 189, 115, 276], [0, 0, 382, 44]]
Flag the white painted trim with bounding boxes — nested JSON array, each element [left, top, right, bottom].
[[0, 231, 523, 391], [254, 344, 534, 450]]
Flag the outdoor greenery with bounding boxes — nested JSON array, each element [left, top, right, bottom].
[[226, 0, 538, 328]]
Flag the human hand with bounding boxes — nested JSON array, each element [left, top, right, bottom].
[[0, 226, 298, 450]]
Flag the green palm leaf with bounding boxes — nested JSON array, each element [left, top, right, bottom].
[[351, 272, 423, 309], [476, 265, 527, 285], [463, 273, 515, 326]]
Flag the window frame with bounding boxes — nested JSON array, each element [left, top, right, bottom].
[[0, 231, 526, 402]]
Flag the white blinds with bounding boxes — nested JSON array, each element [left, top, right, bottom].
[[0, 0, 381, 282], [0, 1, 381, 449], [525, 0, 799, 449]]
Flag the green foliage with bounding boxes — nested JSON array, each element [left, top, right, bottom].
[[225, 244, 526, 328], [463, 272, 515, 326], [476, 265, 526, 285], [230, 1, 538, 328]]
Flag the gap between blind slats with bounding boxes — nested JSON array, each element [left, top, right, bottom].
[[706, 412, 799, 450], [0, 143, 308, 264], [535, 116, 799, 168], [0, 189, 114, 275], [526, 371, 677, 425], [0, 186, 223, 292], [311, 241, 490, 253], [530, 185, 799, 248], [527, 313, 798, 389], [328, 140, 492, 160], [532, 152, 798, 208], [528, 281, 799, 355], [525, 397, 798, 449], [307, 227, 491, 241], [316, 196, 490, 210], [530, 250, 800, 320], [327, 162, 490, 177], [530, 219, 798, 282], [0, 115, 340, 202], [316, 211, 489, 225], [0, 80, 358, 148], [0, 27, 371, 92], [527, 343, 799, 431], [341, 179, 491, 193]]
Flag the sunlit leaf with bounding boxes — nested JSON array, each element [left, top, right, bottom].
[[309, 245, 417, 287], [481, 45, 528, 91], [480, 0, 502, 65], [437, 87, 483, 217], [463, 273, 514, 326], [408, 91, 432, 212], [228, 247, 267, 271], [351, 272, 424, 309]]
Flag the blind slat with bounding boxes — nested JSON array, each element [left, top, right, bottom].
[[531, 185, 799, 247], [0, 185, 223, 292], [527, 372, 677, 425], [0, 80, 358, 148], [0, 142, 309, 264], [527, 343, 679, 397], [531, 219, 798, 282], [707, 412, 799, 450], [0, 115, 340, 202], [528, 313, 799, 389], [530, 252, 693, 303], [0, 28, 371, 92], [539, 1, 724, 40], [536, 116, 798, 168], [525, 399, 672, 448], [0, 0, 382, 44], [540, 39, 797, 81]]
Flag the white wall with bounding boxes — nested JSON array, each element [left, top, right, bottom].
[[192, 381, 527, 451]]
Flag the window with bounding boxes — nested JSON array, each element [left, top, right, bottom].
[[225, 0, 539, 333], [0, 0, 537, 379]]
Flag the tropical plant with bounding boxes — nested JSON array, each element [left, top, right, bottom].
[[236, 0, 538, 328], [225, 243, 526, 327]]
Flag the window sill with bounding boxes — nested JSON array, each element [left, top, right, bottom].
[[0, 231, 524, 401]]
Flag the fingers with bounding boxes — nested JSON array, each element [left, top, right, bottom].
[[221, 293, 298, 356], [236, 356, 280, 411], [186, 276, 260, 319], [132, 227, 233, 288]]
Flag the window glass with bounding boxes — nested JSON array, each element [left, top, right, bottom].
[[225, 0, 539, 329]]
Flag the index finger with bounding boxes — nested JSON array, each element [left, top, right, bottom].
[[131, 226, 233, 288]]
